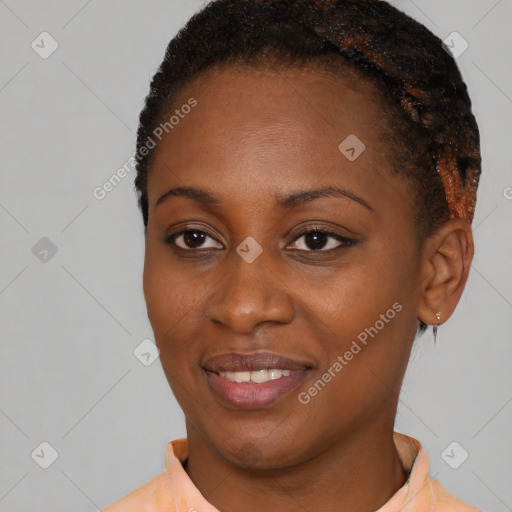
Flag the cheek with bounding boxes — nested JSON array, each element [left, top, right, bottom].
[[295, 282, 410, 431], [301, 242, 417, 376], [143, 243, 201, 333], [305, 251, 407, 328], [142, 244, 220, 384], [141, 240, 215, 396], [142, 253, 204, 397]]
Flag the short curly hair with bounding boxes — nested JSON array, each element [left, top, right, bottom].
[[133, 0, 482, 335]]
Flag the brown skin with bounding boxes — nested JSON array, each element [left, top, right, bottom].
[[142, 65, 474, 512]]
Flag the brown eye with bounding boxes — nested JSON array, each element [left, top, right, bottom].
[[288, 228, 355, 252], [167, 229, 223, 250]]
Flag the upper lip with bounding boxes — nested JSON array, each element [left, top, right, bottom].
[[202, 352, 312, 373]]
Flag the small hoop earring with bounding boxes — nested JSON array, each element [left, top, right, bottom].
[[433, 312, 441, 344]]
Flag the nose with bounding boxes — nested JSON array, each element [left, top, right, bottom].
[[206, 250, 295, 334]]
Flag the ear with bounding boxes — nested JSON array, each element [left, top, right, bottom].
[[417, 218, 474, 326]]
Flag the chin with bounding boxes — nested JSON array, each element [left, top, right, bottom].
[[211, 432, 303, 471]]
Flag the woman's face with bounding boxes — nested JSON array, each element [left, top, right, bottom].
[[143, 65, 424, 469]]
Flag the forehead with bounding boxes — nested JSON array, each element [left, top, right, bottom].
[[146, 65, 406, 215]]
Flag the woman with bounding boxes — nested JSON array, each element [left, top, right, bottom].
[[104, 0, 482, 510]]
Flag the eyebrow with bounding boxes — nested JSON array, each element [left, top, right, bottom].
[[155, 185, 374, 211]]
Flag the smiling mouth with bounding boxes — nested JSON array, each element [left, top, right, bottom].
[[215, 368, 301, 383], [202, 352, 312, 409], [204, 367, 311, 410]]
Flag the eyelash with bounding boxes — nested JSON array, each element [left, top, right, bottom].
[[165, 226, 356, 253]]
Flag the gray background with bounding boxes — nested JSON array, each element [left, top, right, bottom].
[[0, 1, 511, 510]]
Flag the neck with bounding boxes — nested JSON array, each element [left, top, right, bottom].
[[184, 420, 408, 512]]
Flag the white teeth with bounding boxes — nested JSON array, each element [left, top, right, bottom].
[[268, 369, 282, 380], [234, 371, 251, 383], [251, 369, 268, 383], [218, 368, 298, 383]]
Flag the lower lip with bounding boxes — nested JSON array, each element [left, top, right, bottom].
[[205, 370, 310, 410]]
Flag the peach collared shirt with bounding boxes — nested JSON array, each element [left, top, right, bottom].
[[102, 432, 482, 511]]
